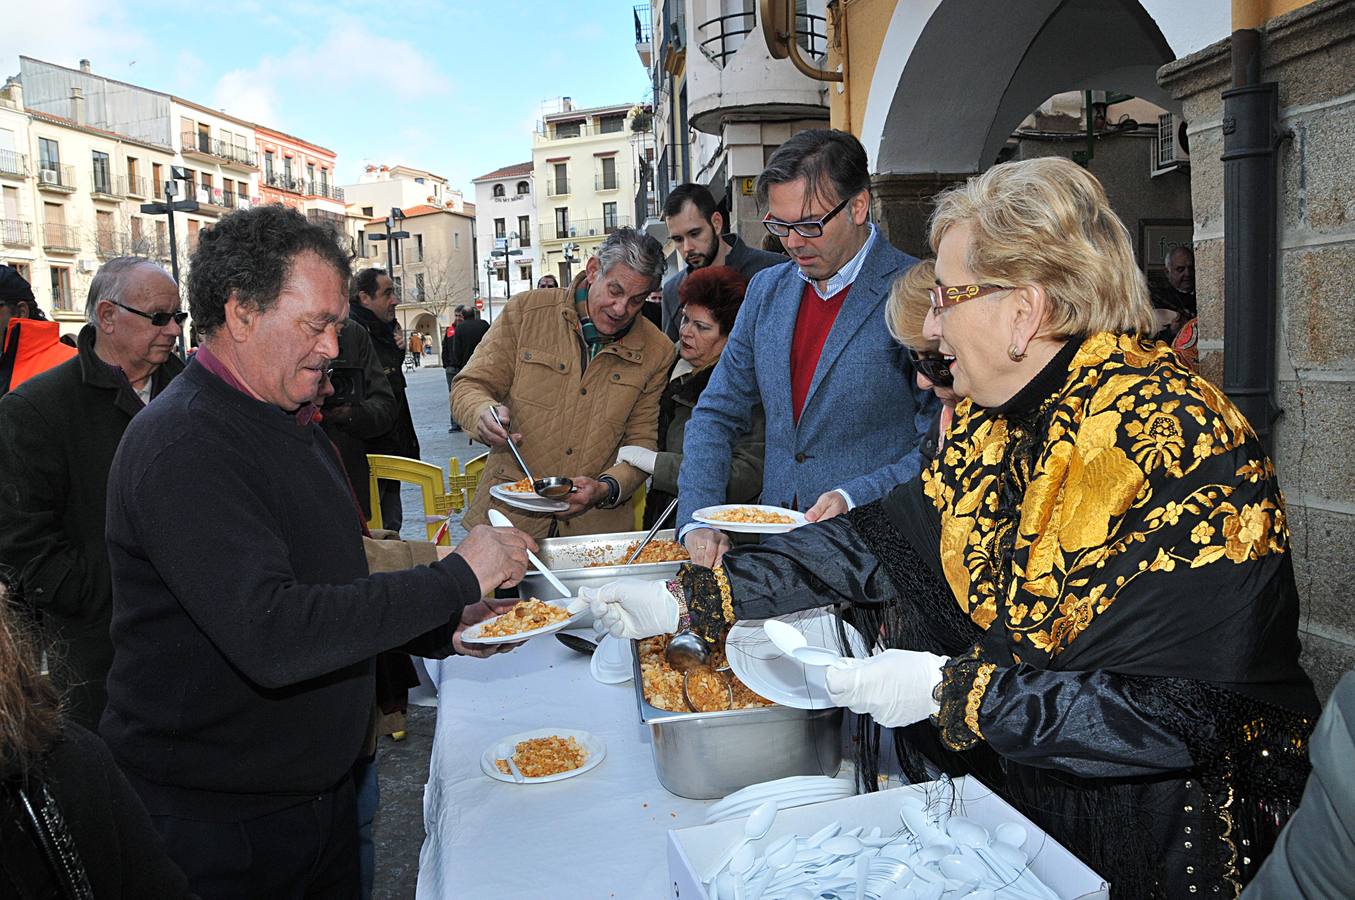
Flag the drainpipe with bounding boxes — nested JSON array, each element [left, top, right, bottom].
[[1220, 25, 1282, 450]]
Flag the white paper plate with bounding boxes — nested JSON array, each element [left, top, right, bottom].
[[460, 598, 584, 646], [724, 608, 867, 709], [691, 504, 807, 534], [590, 633, 633, 685], [480, 728, 606, 785], [489, 483, 569, 513]]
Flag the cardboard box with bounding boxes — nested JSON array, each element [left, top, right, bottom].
[[666, 775, 1110, 900]]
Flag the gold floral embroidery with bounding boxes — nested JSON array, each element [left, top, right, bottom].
[[964, 663, 997, 738], [713, 566, 734, 624]]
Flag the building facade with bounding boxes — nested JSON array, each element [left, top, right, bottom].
[[254, 125, 344, 233], [472, 161, 538, 317], [531, 100, 652, 286]]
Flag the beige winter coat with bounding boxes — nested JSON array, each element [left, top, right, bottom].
[[450, 281, 675, 538]]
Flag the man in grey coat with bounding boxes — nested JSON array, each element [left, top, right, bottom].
[[676, 130, 936, 566], [659, 183, 784, 341]]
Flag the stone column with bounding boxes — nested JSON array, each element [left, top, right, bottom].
[[1159, 0, 1355, 699], [870, 172, 975, 258]]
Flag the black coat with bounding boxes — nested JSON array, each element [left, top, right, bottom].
[[0, 324, 183, 729], [450, 316, 489, 370], [348, 302, 419, 459], [319, 319, 397, 518]]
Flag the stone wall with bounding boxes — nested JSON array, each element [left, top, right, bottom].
[[1160, 0, 1355, 699]]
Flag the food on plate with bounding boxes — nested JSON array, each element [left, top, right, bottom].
[[585, 539, 690, 567], [494, 735, 588, 778], [500, 476, 536, 494], [478, 598, 571, 638], [638, 635, 775, 713], [706, 506, 794, 525]]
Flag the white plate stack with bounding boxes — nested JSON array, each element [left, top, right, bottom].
[[706, 775, 858, 824]]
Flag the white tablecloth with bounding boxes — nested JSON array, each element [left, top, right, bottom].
[[415, 635, 713, 898]]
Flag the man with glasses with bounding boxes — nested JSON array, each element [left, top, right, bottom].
[[675, 129, 937, 566], [0, 257, 186, 728], [658, 183, 784, 340]]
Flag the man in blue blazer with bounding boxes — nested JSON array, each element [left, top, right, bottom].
[[676, 129, 937, 565]]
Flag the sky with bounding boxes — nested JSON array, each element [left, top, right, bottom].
[[0, 0, 653, 195]]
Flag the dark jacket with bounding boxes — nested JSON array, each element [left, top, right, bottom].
[[645, 360, 764, 528], [450, 315, 489, 370], [0, 724, 193, 898], [660, 234, 785, 340], [319, 320, 397, 518], [348, 302, 419, 459], [100, 361, 478, 821], [441, 331, 457, 369], [0, 323, 183, 729]]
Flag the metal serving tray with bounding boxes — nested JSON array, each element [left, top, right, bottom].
[[519, 529, 686, 599], [631, 641, 843, 800]]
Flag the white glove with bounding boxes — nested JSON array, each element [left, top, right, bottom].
[[824, 648, 950, 728], [616, 445, 658, 475], [567, 579, 678, 639]]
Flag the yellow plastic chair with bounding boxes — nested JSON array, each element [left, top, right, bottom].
[[366, 455, 454, 543], [450, 451, 488, 511]]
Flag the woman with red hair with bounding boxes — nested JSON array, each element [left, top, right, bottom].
[[617, 266, 765, 528]]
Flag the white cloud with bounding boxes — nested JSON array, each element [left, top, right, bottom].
[[0, 0, 149, 74]]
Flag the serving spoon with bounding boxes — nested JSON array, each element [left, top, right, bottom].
[[486, 509, 570, 598], [488, 406, 574, 500]]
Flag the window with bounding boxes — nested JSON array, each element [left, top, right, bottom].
[[357, 229, 365, 255], [152, 162, 163, 198], [196, 122, 210, 153], [494, 218, 506, 239], [555, 120, 581, 139], [2, 185, 18, 221], [558, 261, 569, 283], [9, 261, 30, 284], [362, 206, 373, 217], [320, 168, 329, 193], [307, 163, 315, 188], [282, 156, 293, 184], [415, 272, 425, 298], [600, 156, 617, 190], [155, 220, 167, 255], [131, 216, 143, 247], [264, 151, 275, 181], [126, 156, 139, 188], [38, 138, 59, 171], [599, 115, 626, 133], [454, 232, 461, 249], [416, 233, 424, 261], [492, 183, 505, 198], [237, 181, 249, 203], [518, 216, 531, 246], [414, 177, 425, 184], [97, 209, 115, 254], [520, 264, 532, 283], [43, 202, 65, 247], [516, 181, 529, 195], [50, 265, 71, 310], [93, 150, 111, 192], [187, 219, 200, 252], [201, 172, 213, 192], [496, 265, 506, 282], [553, 163, 568, 195], [603, 201, 618, 233], [183, 168, 197, 196], [554, 207, 569, 239]]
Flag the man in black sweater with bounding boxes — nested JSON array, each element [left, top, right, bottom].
[[100, 205, 534, 899]]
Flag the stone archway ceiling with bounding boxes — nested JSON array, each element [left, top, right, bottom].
[[876, 0, 1178, 175]]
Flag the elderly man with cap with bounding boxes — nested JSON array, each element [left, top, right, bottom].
[[0, 257, 187, 728], [0, 263, 76, 394]]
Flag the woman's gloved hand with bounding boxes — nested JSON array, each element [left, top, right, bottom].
[[824, 649, 950, 728], [615, 445, 658, 475], [567, 579, 678, 639]]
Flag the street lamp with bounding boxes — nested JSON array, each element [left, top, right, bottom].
[[367, 206, 410, 299], [140, 165, 198, 356]]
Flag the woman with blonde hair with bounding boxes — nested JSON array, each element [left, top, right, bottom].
[[885, 259, 960, 463], [582, 157, 1317, 897]]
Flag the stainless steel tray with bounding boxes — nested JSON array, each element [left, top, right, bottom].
[[520, 529, 686, 599], [631, 640, 843, 799]]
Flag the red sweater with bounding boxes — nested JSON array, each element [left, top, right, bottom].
[[789, 280, 849, 423]]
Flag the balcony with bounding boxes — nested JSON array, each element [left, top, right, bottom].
[[306, 208, 345, 231], [181, 130, 260, 170], [0, 150, 27, 179], [42, 223, 79, 253], [546, 177, 571, 197], [1, 219, 32, 247], [264, 172, 305, 194], [192, 185, 231, 215], [305, 182, 345, 202], [91, 173, 125, 202], [634, 4, 653, 68], [37, 164, 77, 193], [96, 229, 126, 259], [595, 174, 620, 192], [540, 215, 633, 244], [125, 175, 149, 198]]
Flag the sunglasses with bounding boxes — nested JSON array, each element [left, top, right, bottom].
[[909, 349, 954, 387], [762, 196, 852, 239], [928, 282, 1012, 311], [110, 299, 189, 327]]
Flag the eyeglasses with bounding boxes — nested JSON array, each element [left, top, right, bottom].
[[928, 282, 1013, 311], [762, 196, 852, 238], [110, 299, 189, 327], [908, 349, 954, 387]]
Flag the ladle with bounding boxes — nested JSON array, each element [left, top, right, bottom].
[[762, 619, 850, 669], [488, 407, 574, 500], [486, 509, 570, 598]]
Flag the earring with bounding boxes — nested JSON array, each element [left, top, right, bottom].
[[1008, 345, 1026, 362]]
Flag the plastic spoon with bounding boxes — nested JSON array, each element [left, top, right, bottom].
[[762, 619, 850, 668], [704, 800, 778, 883], [486, 509, 570, 597]]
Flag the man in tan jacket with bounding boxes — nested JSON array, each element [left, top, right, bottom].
[[452, 227, 674, 537]]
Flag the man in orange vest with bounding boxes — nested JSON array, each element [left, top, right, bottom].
[[0, 264, 76, 395]]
